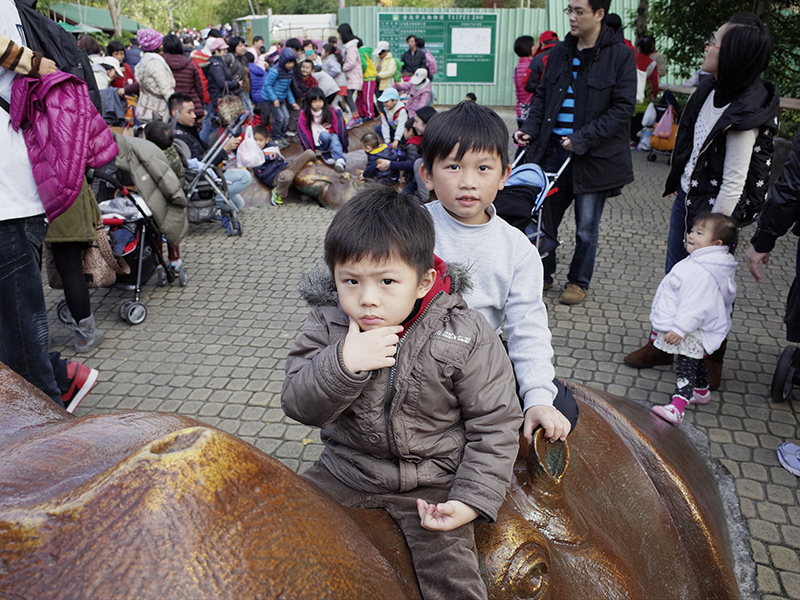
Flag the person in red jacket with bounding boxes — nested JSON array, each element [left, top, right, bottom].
[[162, 34, 204, 123]]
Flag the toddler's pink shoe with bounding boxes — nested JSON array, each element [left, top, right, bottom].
[[652, 402, 684, 425], [691, 388, 711, 404]]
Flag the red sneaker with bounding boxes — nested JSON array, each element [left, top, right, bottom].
[[61, 361, 98, 413]]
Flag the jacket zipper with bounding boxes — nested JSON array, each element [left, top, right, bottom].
[[384, 291, 445, 455]]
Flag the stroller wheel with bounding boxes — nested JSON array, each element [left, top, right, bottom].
[[232, 215, 243, 236], [155, 265, 168, 287], [178, 268, 189, 287], [125, 302, 147, 325], [771, 346, 799, 403], [119, 300, 133, 321], [647, 153, 657, 162], [57, 299, 72, 324]]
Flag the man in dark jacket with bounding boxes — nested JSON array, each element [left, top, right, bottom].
[[401, 35, 426, 77], [746, 130, 800, 340], [514, 0, 635, 306]]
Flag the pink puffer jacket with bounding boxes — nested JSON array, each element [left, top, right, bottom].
[[10, 71, 118, 221]]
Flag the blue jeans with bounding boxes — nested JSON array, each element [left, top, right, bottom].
[[0, 216, 62, 404], [318, 131, 344, 161], [666, 188, 689, 273], [540, 138, 607, 290], [217, 168, 252, 212], [271, 101, 290, 140]]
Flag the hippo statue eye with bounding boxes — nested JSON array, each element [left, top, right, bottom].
[[501, 541, 549, 600]]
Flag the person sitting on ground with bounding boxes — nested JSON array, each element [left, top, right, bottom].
[[281, 186, 522, 600], [251, 124, 316, 207], [377, 106, 435, 200], [107, 41, 136, 90], [395, 68, 431, 120], [649, 214, 737, 425], [361, 131, 398, 185], [421, 101, 577, 442], [169, 92, 250, 215], [143, 121, 185, 274], [375, 87, 408, 150], [297, 87, 348, 173], [299, 59, 318, 103]]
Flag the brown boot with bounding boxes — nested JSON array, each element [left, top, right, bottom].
[[624, 340, 674, 369], [705, 339, 727, 390]]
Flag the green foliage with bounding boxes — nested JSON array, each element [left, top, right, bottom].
[[779, 109, 800, 139], [649, 0, 800, 98]]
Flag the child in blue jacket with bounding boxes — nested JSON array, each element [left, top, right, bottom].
[[262, 48, 300, 149]]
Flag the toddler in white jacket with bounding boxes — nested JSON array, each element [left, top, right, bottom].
[[651, 213, 738, 425]]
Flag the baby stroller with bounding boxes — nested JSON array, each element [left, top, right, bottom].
[[646, 93, 681, 163], [177, 112, 250, 236], [77, 169, 184, 325], [494, 150, 571, 258]]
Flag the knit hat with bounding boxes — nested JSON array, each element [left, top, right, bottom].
[[137, 29, 164, 52], [206, 38, 229, 54]]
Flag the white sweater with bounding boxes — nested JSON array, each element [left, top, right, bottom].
[[427, 201, 557, 410]]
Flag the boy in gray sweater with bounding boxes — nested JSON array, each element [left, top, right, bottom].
[[421, 101, 577, 442]]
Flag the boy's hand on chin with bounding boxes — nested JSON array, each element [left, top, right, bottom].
[[341, 318, 402, 373], [523, 405, 571, 443], [416, 499, 478, 532]]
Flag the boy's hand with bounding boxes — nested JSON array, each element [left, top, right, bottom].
[[416, 499, 478, 532], [341, 318, 402, 373], [663, 331, 682, 345], [390, 140, 399, 150], [273, 100, 281, 108], [523, 405, 571, 443]]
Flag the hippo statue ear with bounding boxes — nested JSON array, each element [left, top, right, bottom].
[[529, 428, 569, 485]]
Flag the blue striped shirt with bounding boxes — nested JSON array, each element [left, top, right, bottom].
[[553, 56, 580, 136]]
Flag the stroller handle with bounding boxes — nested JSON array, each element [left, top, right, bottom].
[[86, 168, 124, 190]]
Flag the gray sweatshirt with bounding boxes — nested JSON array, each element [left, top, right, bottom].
[[427, 201, 557, 410]]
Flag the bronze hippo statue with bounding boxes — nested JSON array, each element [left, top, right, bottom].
[[0, 363, 743, 599]]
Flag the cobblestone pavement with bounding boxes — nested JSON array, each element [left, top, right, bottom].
[[44, 115, 799, 599]]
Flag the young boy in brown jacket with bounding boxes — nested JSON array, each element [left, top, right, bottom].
[[281, 187, 522, 600]]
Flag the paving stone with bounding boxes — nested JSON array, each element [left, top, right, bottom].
[[750, 520, 783, 544], [782, 572, 800, 598], [758, 565, 783, 596], [770, 545, 800, 572]]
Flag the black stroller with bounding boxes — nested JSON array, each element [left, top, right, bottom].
[[494, 151, 571, 258], [66, 169, 184, 325], [176, 112, 250, 236]]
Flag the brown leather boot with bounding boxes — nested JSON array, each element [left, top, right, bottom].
[[624, 340, 674, 368], [705, 339, 727, 390]]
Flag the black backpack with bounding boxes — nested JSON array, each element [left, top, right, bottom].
[[15, 0, 101, 112]]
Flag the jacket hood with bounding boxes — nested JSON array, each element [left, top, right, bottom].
[[690, 246, 738, 304], [564, 22, 623, 53], [278, 47, 297, 70], [162, 53, 193, 70], [728, 78, 779, 133], [298, 256, 472, 309]]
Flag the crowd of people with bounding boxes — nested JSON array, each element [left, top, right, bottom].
[[2, 1, 800, 597]]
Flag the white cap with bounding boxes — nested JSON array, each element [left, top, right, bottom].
[[376, 41, 389, 53], [410, 68, 428, 85], [94, 55, 124, 77]]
